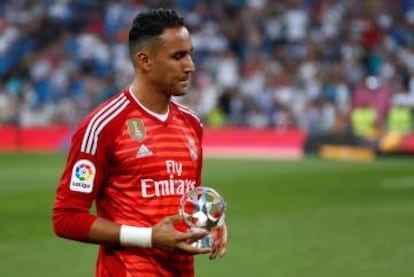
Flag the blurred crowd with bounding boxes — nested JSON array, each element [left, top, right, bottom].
[[0, 0, 414, 136]]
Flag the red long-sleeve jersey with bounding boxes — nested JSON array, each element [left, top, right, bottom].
[[53, 88, 203, 276]]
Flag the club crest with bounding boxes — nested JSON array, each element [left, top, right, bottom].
[[188, 137, 198, 161], [127, 119, 146, 141]]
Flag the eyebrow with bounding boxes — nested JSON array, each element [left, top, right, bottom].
[[170, 47, 193, 56]]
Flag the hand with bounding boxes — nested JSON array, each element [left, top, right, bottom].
[[209, 218, 228, 260], [151, 214, 211, 255]]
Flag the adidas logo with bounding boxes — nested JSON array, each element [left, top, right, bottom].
[[136, 144, 153, 158]]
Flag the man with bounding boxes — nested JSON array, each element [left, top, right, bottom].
[[53, 8, 227, 277]]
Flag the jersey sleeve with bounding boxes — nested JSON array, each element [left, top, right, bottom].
[[52, 121, 111, 242]]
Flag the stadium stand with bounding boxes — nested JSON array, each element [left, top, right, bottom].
[[0, 0, 413, 139]]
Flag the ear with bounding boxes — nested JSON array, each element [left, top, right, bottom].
[[135, 51, 152, 72]]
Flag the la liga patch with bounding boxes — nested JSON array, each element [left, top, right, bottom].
[[70, 159, 95, 193]]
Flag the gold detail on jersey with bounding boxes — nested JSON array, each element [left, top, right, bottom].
[[127, 119, 146, 141]]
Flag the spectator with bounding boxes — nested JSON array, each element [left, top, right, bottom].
[[0, 0, 412, 136]]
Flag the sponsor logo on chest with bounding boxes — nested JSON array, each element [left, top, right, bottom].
[[140, 160, 196, 198]]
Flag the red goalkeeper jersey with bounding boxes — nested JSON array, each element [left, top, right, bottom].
[[53, 88, 203, 276]]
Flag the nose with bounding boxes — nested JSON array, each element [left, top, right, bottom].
[[184, 55, 195, 73]]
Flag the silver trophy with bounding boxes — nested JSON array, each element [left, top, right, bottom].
[[179, 186, 226, 248]]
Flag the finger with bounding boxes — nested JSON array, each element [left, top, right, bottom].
[[218, 242, 227, 257], [210, 225, 227, 260], [179, 229, 208, 242], [209, 247, 219, 260], [218, 226, 228, 258], [214, 225, 224, 238], [210, 239, 227, 260], [223, 225, 228, 241], [211, 241, 222, 260], [209, 234, 221, 260], [186, 234, 205, 244], [177, 241, 211, 255]]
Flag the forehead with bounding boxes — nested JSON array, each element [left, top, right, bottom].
[[157, 27, 193, 51]]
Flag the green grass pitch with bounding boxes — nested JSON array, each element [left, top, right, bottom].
[[1, 152, 414, 276]]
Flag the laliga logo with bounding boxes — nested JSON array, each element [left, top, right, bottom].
[[70, 159, 95, 193], [75, 163, 94, 181]]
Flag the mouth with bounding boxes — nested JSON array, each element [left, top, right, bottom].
[[179, 76, 189, 81], [178, 79, 190, 86], [179, 74, 191, 82]]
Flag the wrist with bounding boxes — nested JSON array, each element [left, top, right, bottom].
[[119, 225, 152, 248]]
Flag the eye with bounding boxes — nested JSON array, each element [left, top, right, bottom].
[[172, 52, 186, 60]]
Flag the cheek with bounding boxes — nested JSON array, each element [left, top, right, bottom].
[[155, 63, 171, 76], [153, 66, 168, 81], [153, 62, 179, 87], [156, 69, 175, 90], [161, 67, 177, 83]]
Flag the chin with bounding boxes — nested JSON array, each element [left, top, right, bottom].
[[171, 89, 188, 97]]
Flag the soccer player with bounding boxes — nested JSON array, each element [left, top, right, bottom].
[[52, 8, 227, 277]]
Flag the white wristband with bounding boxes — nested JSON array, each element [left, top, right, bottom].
[[119, 225, 152, 248]]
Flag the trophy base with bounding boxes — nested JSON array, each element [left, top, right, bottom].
[[190, 228, 212, 248]]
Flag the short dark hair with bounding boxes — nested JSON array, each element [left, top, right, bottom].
[[128, 8, 185, 59]]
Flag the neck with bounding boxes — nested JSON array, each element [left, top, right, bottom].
[[130, 79, 171, 114]]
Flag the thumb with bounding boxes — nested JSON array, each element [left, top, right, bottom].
[[181, 228, 208, 242]]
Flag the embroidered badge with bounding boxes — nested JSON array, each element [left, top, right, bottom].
[[188, 137, 198, 161], [127, 119, 146, 141]]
